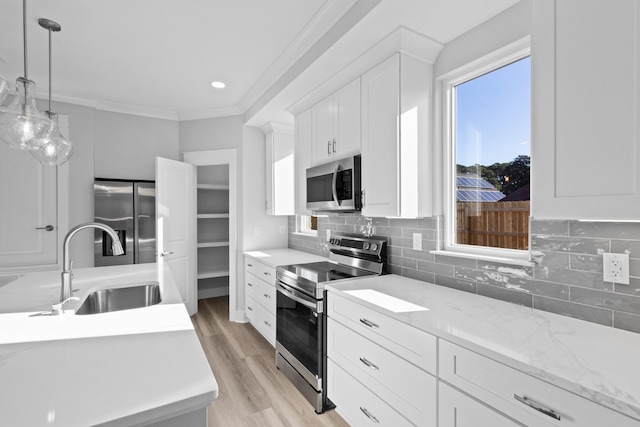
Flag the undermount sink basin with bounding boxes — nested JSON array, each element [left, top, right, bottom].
[[75, 282, 161, 315]]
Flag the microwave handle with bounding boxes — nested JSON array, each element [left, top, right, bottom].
[[331, 164, 341, 206]]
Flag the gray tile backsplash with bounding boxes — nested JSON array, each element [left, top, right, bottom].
[[288, 215, 640, 335]]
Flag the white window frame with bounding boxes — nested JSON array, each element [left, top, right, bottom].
[[437, 37, 532, 265], [296, 215, 318, 236]]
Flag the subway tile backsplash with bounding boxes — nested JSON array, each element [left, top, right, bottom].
[[288, 216, 640, 335]]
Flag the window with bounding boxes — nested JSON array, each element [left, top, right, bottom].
[[442, 41, 530, 260], [297, 215, 318, 235]]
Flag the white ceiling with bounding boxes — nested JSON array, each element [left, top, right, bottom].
[[0, 0, 521, 125]]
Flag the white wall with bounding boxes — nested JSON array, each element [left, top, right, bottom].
[[94, 111, 179, 180]]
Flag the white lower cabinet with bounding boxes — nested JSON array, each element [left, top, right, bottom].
[[327, 292, 437, 426], [244, 256, 276, 346], [439, 382, 521, 427], [327, 359, 415, 427], [439, 340, 638, 427]]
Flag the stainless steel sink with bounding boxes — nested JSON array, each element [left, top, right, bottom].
[[75, 282, 161, 315]]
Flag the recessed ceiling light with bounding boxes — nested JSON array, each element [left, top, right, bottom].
[[211, 81, 226, 89]]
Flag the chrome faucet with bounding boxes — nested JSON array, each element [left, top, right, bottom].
[[61, 222, 124, 301]]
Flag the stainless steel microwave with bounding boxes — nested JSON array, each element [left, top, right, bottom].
[[306, 155, 361, 212]]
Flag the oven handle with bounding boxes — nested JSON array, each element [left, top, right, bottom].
[[331, 164, 341, 207], [276, 281, 318, 312]]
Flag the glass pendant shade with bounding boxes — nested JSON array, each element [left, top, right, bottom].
[[31, 112, 73, 165], [0, 77, 54, 150], [0, 75, 9, 104]]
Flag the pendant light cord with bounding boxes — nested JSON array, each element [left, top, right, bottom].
[[22, 0, 28, 79], [48, 27, 52, 113]]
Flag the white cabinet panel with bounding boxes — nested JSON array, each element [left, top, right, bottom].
[[327, 359, 415, 427], [294, 109, 313, 215], [311, 78, 361, 165], [361, 53, 433, 218], [264, 125, 294, 216], [439, 382, 521, 427], [532, 0, 640, 219]]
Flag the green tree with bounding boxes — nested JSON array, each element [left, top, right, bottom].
[[499, 155, 530, 195]]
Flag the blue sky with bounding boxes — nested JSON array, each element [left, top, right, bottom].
[[455, 56, 531, 166]]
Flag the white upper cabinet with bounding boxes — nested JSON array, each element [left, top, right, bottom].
[[532, 0, 640, 219], [262, 123, 294, 216], [311, 78, 361, 165], [361, 53, 434, 218], [294, 109, 313, 215]]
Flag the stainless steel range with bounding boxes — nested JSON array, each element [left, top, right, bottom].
[[275, 234, 387, 413]]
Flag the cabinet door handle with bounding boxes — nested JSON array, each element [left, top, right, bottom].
[[160, 251, 174, 257], [359, 357, 379, 371], [361, 189, 365, 208], [248, 283, 253, 287], [264, 321, 271, 327], [513, 394, 561, 421], [247, 306, 253, 311], [359, 407, 379, 424], [332, 138, 336, 153], [359, 318, 379, 329], [327, 140, 332, 155], [247, 263, 253, 267], [35, 225, 54, 231]]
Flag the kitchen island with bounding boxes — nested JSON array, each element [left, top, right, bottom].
[[0, 263, 218, 427]]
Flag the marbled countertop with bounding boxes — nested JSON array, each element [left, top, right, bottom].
[[0, 263, 218, 427], [244, 248, 326, 267], [327, 274, 640, 421]]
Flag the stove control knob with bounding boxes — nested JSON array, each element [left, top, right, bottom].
[[363, 243, 370, 250], [370, 243, 378, 252]]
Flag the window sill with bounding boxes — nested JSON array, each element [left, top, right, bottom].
[[292, 231, 318, 237], [429, 250, 535, 267]]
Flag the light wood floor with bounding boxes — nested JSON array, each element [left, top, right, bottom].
[[191, 296, 350, 427]]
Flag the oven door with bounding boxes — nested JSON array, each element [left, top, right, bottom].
[[276, 281, 323, 388]]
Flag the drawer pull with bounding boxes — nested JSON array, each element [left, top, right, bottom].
[[263, 293, 270, 299], [248, 283, 253, 287], [247, 306, 253, 311], [359, 318, 379, 329], [263, 272, 271, 276], [359, 357, 379, 371], [247, 263, 253, 267], [359, 407, 379, 424], [264, 321, 271, 327], [513, 394, 561, 421]]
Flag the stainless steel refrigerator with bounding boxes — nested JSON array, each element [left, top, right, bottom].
[[94, 179, 156, 266]]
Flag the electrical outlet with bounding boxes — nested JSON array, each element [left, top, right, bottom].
[[279, 226, 285, 235], [326, 229, 331, 241], [413, 233, 422, 251], [603, 253, 630, 284]]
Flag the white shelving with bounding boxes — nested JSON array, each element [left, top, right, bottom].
[[196, 165, 230, 299]]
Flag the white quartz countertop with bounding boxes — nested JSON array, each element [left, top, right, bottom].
[[0, 263, 218, 427], [244, 248, 326, 267], [326, 274, 640, 421]]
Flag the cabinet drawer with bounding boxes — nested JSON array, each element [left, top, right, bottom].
[[327, 359, 414, 427], [327, 291, 436, 373], [254, 303, 276, 346], [245, 257, 258, 276], [245, 295, 257, 322], [254, 261, 276, 285], [440, 340, 638, 427], [249, 276, 275, 314], [439, 382, 521, 427], [328, 318, 436, 426]]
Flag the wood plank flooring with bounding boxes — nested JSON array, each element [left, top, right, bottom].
[[191, 296, 350, 427]]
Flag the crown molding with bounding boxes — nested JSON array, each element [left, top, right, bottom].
[[177, 105, 243, 122], [260, 121, 294, 135], [286, 26, 444, 116]]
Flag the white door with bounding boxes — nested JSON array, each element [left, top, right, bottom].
[[156, 157, 197, 315], [0, 141, 57, 268]]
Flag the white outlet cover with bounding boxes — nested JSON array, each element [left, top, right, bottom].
[[413, 233, 422, 251], [326, 229, 331, 240], [603, 253, 630, 284]]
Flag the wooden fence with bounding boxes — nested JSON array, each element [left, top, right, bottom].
[[456, 201, 530, 250]]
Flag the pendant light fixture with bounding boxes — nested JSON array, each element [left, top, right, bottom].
[[31, 18, 73, 166], [0, 0, 54, 151]]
